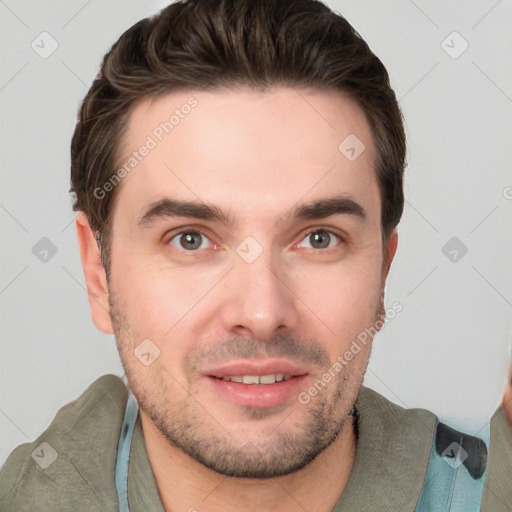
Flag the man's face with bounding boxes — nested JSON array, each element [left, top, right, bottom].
[[104, 87, 394, 477]]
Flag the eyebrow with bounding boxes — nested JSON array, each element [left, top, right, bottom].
[[137, 195, 366, 228]]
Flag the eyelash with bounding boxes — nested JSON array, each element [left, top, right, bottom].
[[164, 226, 346, 253]]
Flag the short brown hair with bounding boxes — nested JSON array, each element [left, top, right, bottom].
[[70, 0, 406, 277]]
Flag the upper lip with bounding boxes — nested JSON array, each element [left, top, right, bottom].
[[203, 359, 309, 378]]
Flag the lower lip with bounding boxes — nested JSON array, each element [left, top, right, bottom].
[[206, 375, 308, 408]]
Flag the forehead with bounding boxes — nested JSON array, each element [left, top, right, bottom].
[[113, 87, 380, 228]]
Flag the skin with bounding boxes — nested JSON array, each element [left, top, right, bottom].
[[76, 87, 398, 512], [503, 369, 512, 427]]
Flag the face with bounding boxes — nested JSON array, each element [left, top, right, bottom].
[[98, 87, 395, 477]]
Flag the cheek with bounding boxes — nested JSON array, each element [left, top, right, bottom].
[[110, 265, 197, 381], [292, 260, 382, 341], [111, 258, 220, 339]]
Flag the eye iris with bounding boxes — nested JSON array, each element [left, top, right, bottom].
[[180, 232, 202, 250], [310, 230, 330, 249]]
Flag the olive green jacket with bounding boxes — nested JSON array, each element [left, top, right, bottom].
[[481, 405, 512, 511], [0, 374, 454, 511]]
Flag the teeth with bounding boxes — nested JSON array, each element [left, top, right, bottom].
[[243, 375, 260, 384], [220, 374, 292, 384]]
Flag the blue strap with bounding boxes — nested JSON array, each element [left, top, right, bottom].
[[415, 421, 489, 512], [115, 393, 139, 512], [115, 396, 489, 512]]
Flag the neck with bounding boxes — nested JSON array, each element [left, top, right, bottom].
[[140, 412, 356, 512]]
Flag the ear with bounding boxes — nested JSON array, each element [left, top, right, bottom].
[[377, 230, 398, 319], [75, 212, 114, 334], [382, 229, 398, 283]]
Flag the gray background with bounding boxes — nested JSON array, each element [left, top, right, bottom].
[[1, 0, 511, 466]]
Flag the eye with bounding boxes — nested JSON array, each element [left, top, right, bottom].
[[167, 230, 213, 251], [296, 229, 341, 250]]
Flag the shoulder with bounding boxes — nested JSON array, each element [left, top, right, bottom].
[[354, 386, 438, 472], [335, 386, 438, 510], [344, 387, 488, 511], [0, 374, 128, 512], [481, 405, 512, 511], [357, 387, 487, 481], [356, 385, 438, 435]]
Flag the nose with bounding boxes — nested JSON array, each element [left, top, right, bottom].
[[218, 246, 300, 342]]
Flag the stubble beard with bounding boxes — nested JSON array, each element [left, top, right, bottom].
[[108, 290, 377, 479]]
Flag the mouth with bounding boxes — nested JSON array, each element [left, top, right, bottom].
[[215, 373, 293, 384], [203, 360, 309, 408]]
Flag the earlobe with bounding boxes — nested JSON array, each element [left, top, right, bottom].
[[75, 212, 114, 334]]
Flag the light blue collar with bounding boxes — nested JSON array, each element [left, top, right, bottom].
[[115, 393, 139, 512]]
